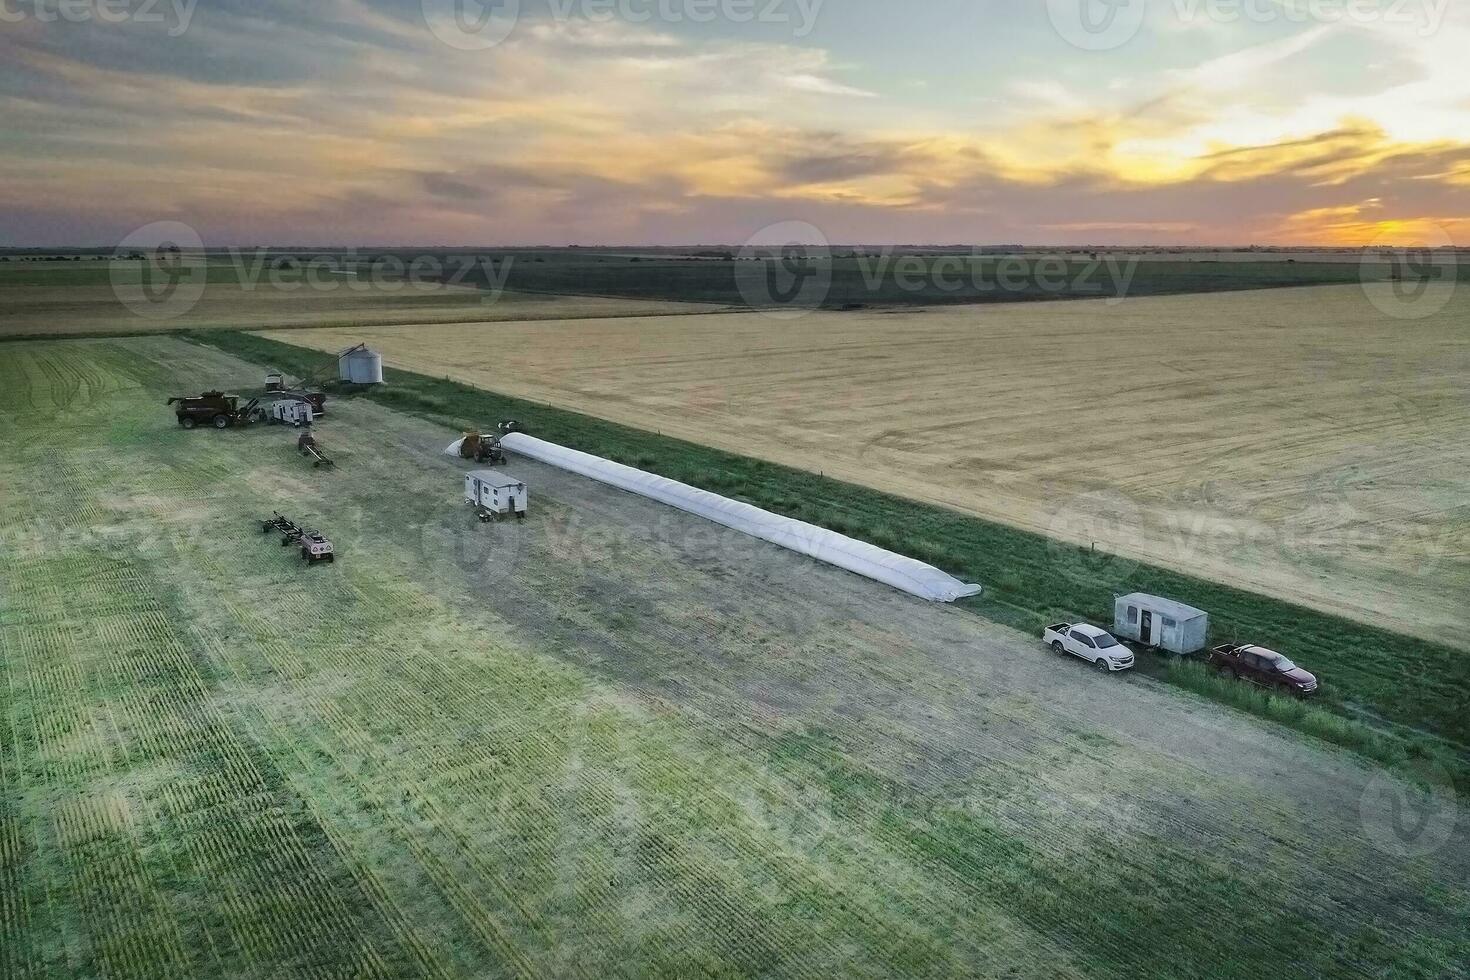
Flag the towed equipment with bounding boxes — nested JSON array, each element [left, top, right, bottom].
[[260, 513, 335, 563]]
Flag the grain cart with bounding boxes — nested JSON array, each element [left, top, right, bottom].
[[260, 513, 336, 563], [262, 367, 329, 415], [278, 387, 327, 417], [168, 392, 264, 429], [465, 470, 528, 521]]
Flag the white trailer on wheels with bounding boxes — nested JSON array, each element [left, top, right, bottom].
[[269, 399, 315, 427], [465, 470, 528, 520]]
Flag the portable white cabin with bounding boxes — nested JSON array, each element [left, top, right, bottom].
[[465, 470, 528, 516], [1114, 594, 1209, 655], [338, 346, 384, 385], [270, 400, 315, 427]]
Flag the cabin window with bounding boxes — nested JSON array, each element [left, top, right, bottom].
[[1127, 606, 1138, 624]]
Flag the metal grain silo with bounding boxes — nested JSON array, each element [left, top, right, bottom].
[[337, 344, 384, 385]]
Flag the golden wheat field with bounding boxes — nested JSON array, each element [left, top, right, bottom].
[[263, 283, 1470, 646]]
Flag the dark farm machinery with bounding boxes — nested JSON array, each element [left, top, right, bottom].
[[455, 422, 524, 465], [457, 431, 507, 466], [168, 392, 264, 429]]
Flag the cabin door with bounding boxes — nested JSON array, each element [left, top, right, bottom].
[[1140, 609, 1154, 645]]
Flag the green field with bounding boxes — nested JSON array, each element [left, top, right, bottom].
[[453, 250, 1394, 307], [2, 251, 1438, 340], [4, 336, 1467, 978], [0, 259, 718, 339]]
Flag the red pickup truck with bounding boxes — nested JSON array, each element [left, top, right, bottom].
[[1207, 644, 1319, 696]]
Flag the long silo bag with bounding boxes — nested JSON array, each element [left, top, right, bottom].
[[499, 433, 982, 603]]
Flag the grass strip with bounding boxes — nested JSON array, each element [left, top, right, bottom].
[[187, 329, 1469, 783]]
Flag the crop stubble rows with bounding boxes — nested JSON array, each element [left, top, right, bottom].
[[1, 338, 1466, 978]]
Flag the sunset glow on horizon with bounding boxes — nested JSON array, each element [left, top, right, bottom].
[[2, 0, 1467, 247]]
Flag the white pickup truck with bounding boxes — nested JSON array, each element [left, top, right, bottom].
[[1042, 623, 1135, 673]]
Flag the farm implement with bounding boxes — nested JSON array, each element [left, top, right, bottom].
[[260, 513, 336, 563], [297, 432, 335, 468], [264, 370, 329, 416]]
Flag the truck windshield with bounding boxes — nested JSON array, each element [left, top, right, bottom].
[[1093, 634, 1120, 649]]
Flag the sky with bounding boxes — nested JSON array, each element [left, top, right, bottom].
[[1, 0, 1467, 246]]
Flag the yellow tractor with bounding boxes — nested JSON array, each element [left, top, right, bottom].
[[457, 431, 507, 466]]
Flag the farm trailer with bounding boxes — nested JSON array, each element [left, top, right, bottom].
[[1114, 593, 1209, 655], [465, 470, 528, 520], [269, 399, 316, 427]]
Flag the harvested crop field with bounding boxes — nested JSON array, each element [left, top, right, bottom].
[[0, 260, 721, 338], [262, 282, 1470, 647], [3, 336, 1467, 977]]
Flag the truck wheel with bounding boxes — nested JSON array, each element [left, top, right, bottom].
[[1095, 658, 1110, 673], [1051, 641, 1065, 655], [1218, 667, 1237, 681], [1276, 682, 1292, 696], [213, 414, 230, 429], [180, 417, 197, 430]]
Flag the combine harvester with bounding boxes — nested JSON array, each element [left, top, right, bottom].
[[168, 392, 264, 429], [489, 431, 982, 603]]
